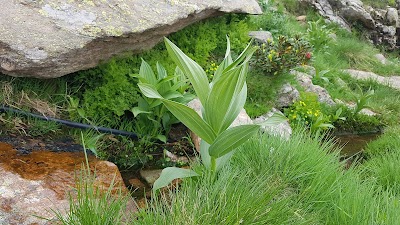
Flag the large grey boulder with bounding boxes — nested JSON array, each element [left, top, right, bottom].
[[0, 0, 262, 78]]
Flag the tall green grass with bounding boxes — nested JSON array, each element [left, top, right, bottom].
[[135, 132, 400, 224]]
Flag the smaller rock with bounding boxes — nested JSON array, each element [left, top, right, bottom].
[[253, 108, 292, 140], [128, 178, 146, 190], [385, 8, 398, 26], [382, 25, 396, 36], [140, 169, 163, 186], [345, 102, 377, 116], [360, 108, 377, 116], [374, 53, 388, 65], [276, 83, 300, 108], [292, 70, 335, 105], [248, 31, 273, 44], [296, 15, 307, 22], [301, 65, 317, 77]]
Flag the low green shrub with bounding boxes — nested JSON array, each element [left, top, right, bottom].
[[70, 59, 140, 127], [306, 19, 333, 52], [252, 35, 312, 75], [284, 92, 344, 133], [132, 61, 194, 142], [331, 105, 382, 133]]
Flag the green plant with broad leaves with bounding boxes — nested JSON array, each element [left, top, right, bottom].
[[137, 37, 286, 192], [306, 19, 333, 51], [131, 62, 195, 142], [353, 85, 375, 115]]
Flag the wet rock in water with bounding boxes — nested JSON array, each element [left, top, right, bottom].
[[0, 0, 261, 78], [0, 142, 135, 225], [129, 178, 147, 191]]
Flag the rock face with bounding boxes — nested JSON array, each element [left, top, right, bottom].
[[248, 31, 273, 44], [291, 70, 335, 105], [0, 0, 262, 78], [344, 69, 400, 90], [276, 83, 300, 108], [0, 142, 134, 225], [299, 0, 400, 49], [253, 108, 292, 140]]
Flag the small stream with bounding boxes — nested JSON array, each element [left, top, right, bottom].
[[334, 133, 380, 157]]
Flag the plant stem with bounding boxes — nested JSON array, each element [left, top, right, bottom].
[[211, 157, 217, 174]]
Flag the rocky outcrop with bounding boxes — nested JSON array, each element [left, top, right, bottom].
[[344, 69, 400, 90], [299, 0, 400, 49], [0, 0, 262, 78], [276, 83, 300, 108], [291, 70, 336, 105], [0, 142, 135, 225], [253, 108, 292, 140]]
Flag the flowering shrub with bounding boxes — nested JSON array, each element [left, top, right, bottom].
[[284, 92, 344, 133], [252, 35, 312, 75]]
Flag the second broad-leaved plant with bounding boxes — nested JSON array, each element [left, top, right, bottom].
[[138, 37, 287, 192]]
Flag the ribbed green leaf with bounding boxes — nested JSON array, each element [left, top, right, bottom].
[[131, 107, 151, 117], [224, 41, 257, 73], [255, 112, 287, 127], [200, 139, 211, 169], [208, 125, 259, 158], [204, 65, 246, 134], [153, 167, 199, 192], [156, 62, 171, 94], [162, 90, 183, 100], [138, 83, 163, 99], [218, 65, 249, 133], [139, 59, 157, 85], [162, 99, 216, 144], [164, 38, 210, 106], [213, 36, 233, 82]]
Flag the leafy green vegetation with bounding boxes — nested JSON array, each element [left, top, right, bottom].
[[137, 37, 286, 192], [136, 132, 400, 224], [21, 0, 400, 223], [252, 35, 312, 75]]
